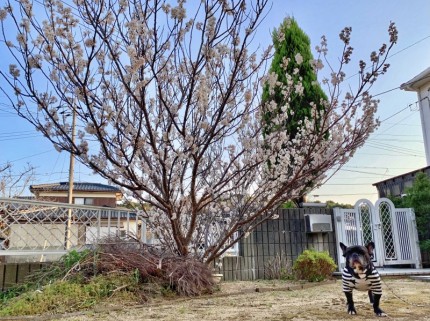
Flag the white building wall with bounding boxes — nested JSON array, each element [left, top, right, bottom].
[[417, 87, 430, 165], [401, 67, 430, 166], [9, 224, 79, 249]]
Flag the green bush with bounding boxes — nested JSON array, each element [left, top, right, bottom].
[[420, 239, 430, 252], [292, 249, 336, 282], [390, 172, 430, 253], [62, 249, 90, 270]]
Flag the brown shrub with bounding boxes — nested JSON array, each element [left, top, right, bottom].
[[75, 238, 215, 296]]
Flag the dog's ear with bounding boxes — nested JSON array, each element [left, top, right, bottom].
[[366, 242, 375, 257], [340, 242, 348, 257]]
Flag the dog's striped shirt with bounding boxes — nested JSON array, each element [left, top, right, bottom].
[[342, 266, 382, 295]]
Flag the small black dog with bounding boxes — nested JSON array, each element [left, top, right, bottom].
[[340, 242, 386, 317]]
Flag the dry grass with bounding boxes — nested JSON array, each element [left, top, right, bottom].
[[50, 278, 430, 321]]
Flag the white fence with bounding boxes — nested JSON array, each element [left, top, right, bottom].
[[0, 198, 145, 258]]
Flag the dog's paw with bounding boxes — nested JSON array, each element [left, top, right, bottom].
[[375, 309, 387, 317], [347, 305, 357, 315]]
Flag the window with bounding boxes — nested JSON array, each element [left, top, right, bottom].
[[74, 197, 94, 205]]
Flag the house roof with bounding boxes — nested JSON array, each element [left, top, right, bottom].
[[400, 67, 430, 91], [372, 165, 430, 186], [30, 182, 122, 194]]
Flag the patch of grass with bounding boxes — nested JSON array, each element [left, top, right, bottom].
[[178, 306, 187, 314], [0, 284, 32, 306], [0, 273, 140, 316]]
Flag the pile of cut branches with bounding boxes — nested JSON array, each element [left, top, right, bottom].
[[62, 238, 216, 297]]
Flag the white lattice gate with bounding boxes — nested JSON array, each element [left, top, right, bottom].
[[334, 198, 422, 271]]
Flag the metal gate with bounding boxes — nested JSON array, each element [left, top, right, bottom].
[[334, 198, 422, 271]]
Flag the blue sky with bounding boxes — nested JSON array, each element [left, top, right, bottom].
[[0, 0, 429, 204]]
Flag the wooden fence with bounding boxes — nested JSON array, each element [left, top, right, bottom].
[[215, 207, 337, 280], [0, 263, 47, 291]]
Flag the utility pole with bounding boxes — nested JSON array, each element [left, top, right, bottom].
[[65, 108, 76, 250]]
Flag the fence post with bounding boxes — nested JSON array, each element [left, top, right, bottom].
[[3, 263, 18, 290], [0, 264, 5, 291], [409, 208, 423, 269], [333, 207, 344, 272]]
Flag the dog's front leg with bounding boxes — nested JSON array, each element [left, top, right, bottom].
[[344, 292, 357, 315], [372, 294, 387, 317], [368, 290, 374, 303]]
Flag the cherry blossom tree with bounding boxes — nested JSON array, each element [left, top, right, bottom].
[[0, 0, 397, 263]]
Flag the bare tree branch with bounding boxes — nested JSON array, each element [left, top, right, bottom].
[[0, 162, 35, 198]]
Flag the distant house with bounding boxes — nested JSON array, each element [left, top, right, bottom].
[[29, 182, 123, 207], [0, 183, 136, 254], [373, 166, 430, 198]]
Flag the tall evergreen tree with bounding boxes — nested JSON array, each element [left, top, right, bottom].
[[262, 17, 329, 203], [262, 17, 327, 139]]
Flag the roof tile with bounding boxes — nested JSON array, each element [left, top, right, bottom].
[[30, 182, 122, 193]]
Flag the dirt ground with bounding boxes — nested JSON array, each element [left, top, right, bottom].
[[40, 278, 430, 321]]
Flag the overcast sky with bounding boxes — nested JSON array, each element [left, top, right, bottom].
[[0, 0, 429, 204]]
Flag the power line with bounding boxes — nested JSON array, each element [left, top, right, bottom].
[[346, 34, 430, 81], [383, 122, 420, 127], [358, 152, 424, 158], [0, 150, 54, 167], [339, 168, 396, 176], [0, 170, 94, 178], [373, 86, 399, 98], [344, 165, 419, 170], [388, 35, 430, 59], [368, 138, 422, 143], [366, 141, 423, 154], [379, 96, 428, 123], [0, 130, 35, 135], [0, 134, 41, 142], [365, 143, 424, 157], [323, 183, 378, 186], [313, 192, 378, 197], [380, 105, 411, 123], [376, 112, 418, 137], [375, 134, 420, 137], [329, 177, 386, 181]]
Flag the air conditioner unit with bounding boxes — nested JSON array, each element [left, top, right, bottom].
[[304, 214, 333, 233]]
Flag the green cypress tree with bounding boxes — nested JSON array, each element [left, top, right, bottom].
[[262, 17, 327, 139], [262, 17, 328, 204]]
